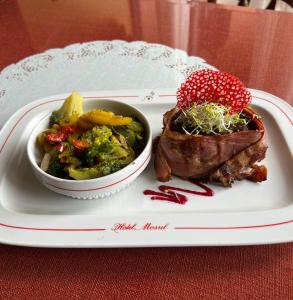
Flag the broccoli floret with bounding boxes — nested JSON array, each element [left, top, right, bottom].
[[50, 91, 83, 125], [68, 167, 102, 180], [68, 155, 134, 180], [85, 140, 110, 166], [47, 157, 67, 178], [81, 130, 94, 144], [96, 156, 135, 176], [85, 140, 129, 166], [98, 144, 129, 161], [127, 120, 143, 133], [92, 125, 112, 145], [84, 126, 114, 165], [86, 144, 102, 166]]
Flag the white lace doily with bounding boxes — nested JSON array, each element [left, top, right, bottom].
[[0, 40, 216, 127]]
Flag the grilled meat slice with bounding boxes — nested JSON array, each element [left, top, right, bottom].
[[154, 106, 267, 186], [208, 136, 268, 186]]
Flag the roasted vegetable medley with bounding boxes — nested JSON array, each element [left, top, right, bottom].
[[37, 92, 145, 180]]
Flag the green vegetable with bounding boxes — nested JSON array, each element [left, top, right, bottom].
[[68, 167, 101, 180], [127, 120, 143, 133], [92, 126, 112, 145], [114, 127, 136, 147], [173, 102, 249, 135], [81, 130, 94, 144], [50, 92, 83, 125], [98, 144, 129, 161], [99, 155, 134, 173], [85, 137, 130, 166], [47, 157, 67, 178], [68, 155, 135, 180], [40, 97, 145, 180]]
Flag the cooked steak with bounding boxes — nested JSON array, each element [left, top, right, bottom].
[[154, 106, 268, 186]]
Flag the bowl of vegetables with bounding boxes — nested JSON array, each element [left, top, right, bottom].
[[27, 92, 152, 199]]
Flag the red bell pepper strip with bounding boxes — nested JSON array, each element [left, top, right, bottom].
[[53, 144, 65, 152], [72, 139, 89, 150], [61, 125, 76, 134], [47, 132, 67, 143]]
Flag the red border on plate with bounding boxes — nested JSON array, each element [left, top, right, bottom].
[[0, 99, 63, 154], [0, 92, 292, 233], [0, 220, 292, 232], [253, 95, 293, 126], [0, 223, 106, 231], [174, 219, 293, 230]]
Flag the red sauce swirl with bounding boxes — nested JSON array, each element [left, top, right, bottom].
[[143, 179, 214, 205]]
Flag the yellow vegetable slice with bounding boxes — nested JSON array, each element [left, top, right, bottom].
[[81, 109, 132, 126], [89, 109, 114, 117], [89, 115, 132, 125], [59, 114, 80, 126], [50, 91, 84, 125], [81, 109, 114, 124]]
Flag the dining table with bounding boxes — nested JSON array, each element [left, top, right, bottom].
[[0, 0, 292, 299]]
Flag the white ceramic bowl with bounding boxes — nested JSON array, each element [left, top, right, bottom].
[[27, 98, 152, 199]]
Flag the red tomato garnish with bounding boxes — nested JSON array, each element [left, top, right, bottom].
[[72, 139, 89, 150], [60, 156, 68, 163], [53, 144, 65, 152], [47, 132, 67, 143], [61, 125, 76, 134]]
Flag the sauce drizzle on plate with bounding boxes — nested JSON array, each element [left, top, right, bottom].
[[143, 179, 214, 205]]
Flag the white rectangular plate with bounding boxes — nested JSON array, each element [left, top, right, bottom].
[[0, 89, 292, 247]]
